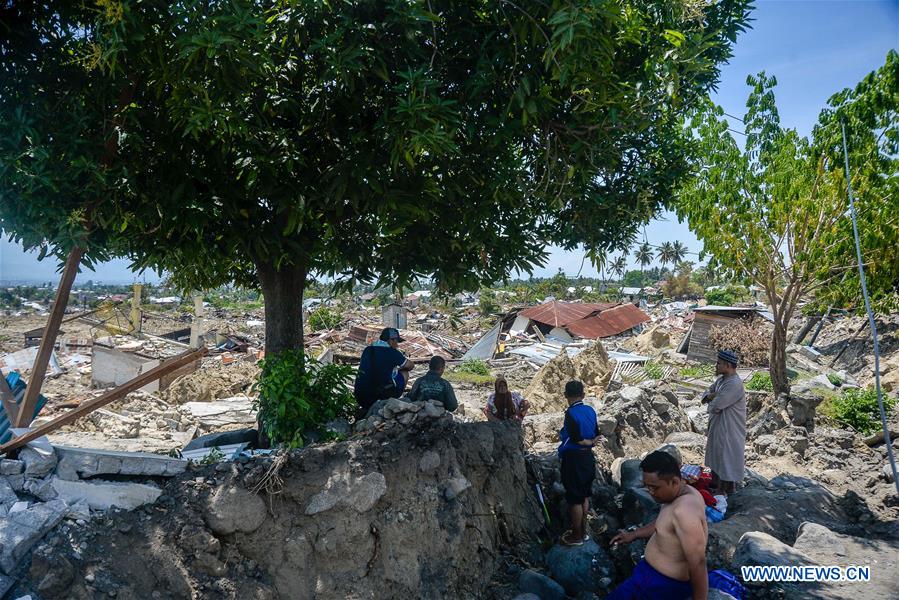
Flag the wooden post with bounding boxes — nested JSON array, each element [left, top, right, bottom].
[[1, 347, 206, 454], [14, 247, 83, 427], [189, 294, 204, 349], [130, 283, 143, 334]]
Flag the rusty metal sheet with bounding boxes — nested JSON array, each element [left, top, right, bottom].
[[518, 301, 616, 328], [565, 304, 650, 339]]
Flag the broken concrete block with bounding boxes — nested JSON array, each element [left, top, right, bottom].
[[64, 499, 91, 522], [19, 446, 57, 478], [204, 486, 266, 535], [54, 446, 187, 481], [23, 478, 58, 502], [799, 346, 822, 363], [6, 475, 24, 493], [0, 478, 18, 505], [0, 499, 67, 574], [9, 502, 29, 514], [0, 460, 24, 476], [305, 472, 388, 515], [49, 476, 161, 511]]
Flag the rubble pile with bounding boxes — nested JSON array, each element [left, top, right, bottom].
[[353, 397, 454, 433], [12, 420, 541, 600], [162, 359, 260, 403], [523, 340, 612, 414]]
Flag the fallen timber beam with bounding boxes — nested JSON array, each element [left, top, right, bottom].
[[14, 247, 83, 427], [0, 347, 207, 455]]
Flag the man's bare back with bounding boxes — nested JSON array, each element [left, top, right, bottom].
[[645, 485, 708, 581]]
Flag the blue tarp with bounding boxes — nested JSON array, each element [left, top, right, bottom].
[[0, 371, 48, 444]]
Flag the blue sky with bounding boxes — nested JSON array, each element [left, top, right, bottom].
[[1, 0, 897, 285]]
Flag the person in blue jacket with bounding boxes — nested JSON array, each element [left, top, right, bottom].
[[354, 327, 414, 417], [558, 380, 598, 546]]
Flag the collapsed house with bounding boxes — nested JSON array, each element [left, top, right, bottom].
[[464, 300, 650, 361], [677, 305, 774, 362]]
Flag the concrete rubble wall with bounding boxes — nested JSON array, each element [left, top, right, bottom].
[[20, 419, 542, 600]]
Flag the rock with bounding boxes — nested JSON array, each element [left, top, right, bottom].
[[421, 402, 446, 419], [6, 475, 24, 493], [661, 390, 680, 406], [753, 435, 781, 456], [517, 569, 565, 600], [418, 451, 440, 473], [732, 532, 813, 570], [792, 522, 846, 558], [620, 386, 644, 403], [0, 574, 13, 598], [784, 426, 809, 455], [611, 458, 643, 490], [545, 539, 615, 596], [23, 477, 58, 502], [19, 446, 57, 478], [305, 472, 387, 515], [622, 486, 659, 527], [799, 346, 822, 363], [443, 477, 472, 500], [786, 394, 823, 429], [685, 407, 708, 435], [522, 412, 564, 446], [596, 416, 617, 436], [0, 499, 67, 574], [664, 432, 707, 453], [204, 485, 267, 535], [651, 399, 671, 415], [883, 464, 896, 483], [0, 478, 18, 505], [65, 499, 92, 521], [50, 477, 161, 511], [32, 553, 75, 597], [524, 341, 611, 413], [0, 460, 24, 476], [653, 444, 682, 466]]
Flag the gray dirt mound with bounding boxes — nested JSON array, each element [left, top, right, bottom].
[[162, 359, 260, 403], [524, 341, 611, 413], [20, 419, 541, 600]]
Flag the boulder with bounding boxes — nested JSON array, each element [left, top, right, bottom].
[[0, 478, 18, 505], [732, 531, 813, 570], [305, 471, 387, 515], [517, 569, 565, 600], [0, 460, 24, 476], [23, 477, 58, 502], [652, 444, 683, 466], [619, 386, 644, 403], [792, 522, 847, 558], [522, 412, 564, 446], [883, 463, 896, 483], [621, 486, 659, 527], [664, 432, 707, 453], [0, 499, 67, 574], [545, 539, 615, 596], [611, 458, 643, 490], [205, 484, 267, 535]]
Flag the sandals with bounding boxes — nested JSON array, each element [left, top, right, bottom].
[[560, 530, 585, 547]]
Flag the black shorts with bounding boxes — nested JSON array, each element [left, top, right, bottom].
[[560, 449, 596, 505]]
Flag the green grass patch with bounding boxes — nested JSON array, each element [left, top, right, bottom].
[[643, 360, 665, 380], [457, 359, 491, 376], [679, 363, 716, 379], [445, 370, 495, 386], [819, 387, 895, 434], [745, 371, 773, 392]]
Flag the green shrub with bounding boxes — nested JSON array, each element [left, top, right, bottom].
[[821, 388, 896, 434], [745, 371, 773, 392], [826, 373, 843, 387], [308, 306, 342, 331], [680, 364, 716, 379], [253, 350, 355, 448], [643, 360, 665, 380], [458, 359, 491, 376]]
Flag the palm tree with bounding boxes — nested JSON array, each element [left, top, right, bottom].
[[658, 241, 676, 273], [635, 243, 654, 275], [610, 255, 627, 282], [671, 240, 689, 265]]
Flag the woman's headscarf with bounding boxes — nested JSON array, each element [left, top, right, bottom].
[[493, 375, 516, 420]]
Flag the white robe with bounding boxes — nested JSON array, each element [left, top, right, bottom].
[[703, 373, 747, 482]]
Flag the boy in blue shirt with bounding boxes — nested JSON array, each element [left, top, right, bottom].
[[558, 380, 598, 546]]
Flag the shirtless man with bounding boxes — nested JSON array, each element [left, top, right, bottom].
[[608, 451, 709, 600]]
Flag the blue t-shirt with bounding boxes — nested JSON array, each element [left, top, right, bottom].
[[558, 401, 598, 456], [354, 345, 407, 408]]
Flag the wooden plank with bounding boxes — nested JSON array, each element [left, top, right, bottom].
[[14, 247, 83, 427], [0, 374, 17, 424], [1, 347, 206, 455]]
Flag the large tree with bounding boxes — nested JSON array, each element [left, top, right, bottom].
[[2, 0, 752, 355], [676, 52, 899, 395]]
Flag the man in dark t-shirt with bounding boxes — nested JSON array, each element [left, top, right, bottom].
[[354, 327, 414, 414], [408, 356, 458, 412]]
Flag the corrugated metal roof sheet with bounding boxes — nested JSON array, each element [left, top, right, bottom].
[[565, 303, 650, 339], [518, 301, 617, 327]]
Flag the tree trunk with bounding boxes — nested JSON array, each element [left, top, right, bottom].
[[770, 321, 790, 396], [256, 261, 307, 356]]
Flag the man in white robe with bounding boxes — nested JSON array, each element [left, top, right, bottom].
[[702, 349, 746, 494]]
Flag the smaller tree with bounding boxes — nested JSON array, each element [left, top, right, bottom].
[[635, 243, 655, 275]]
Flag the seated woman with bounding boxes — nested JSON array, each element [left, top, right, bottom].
[[483, 375, 530, 422]]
